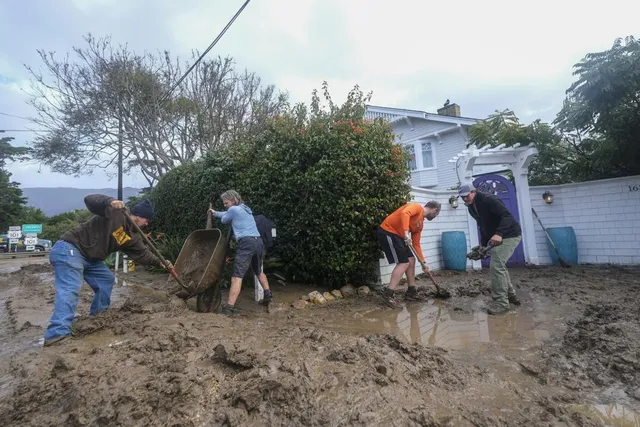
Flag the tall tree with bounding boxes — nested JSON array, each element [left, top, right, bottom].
[[554, 35, 640, 178], [18, 206, 47, 225], [470, 36, 640, 185], [0, 137, 30, 231], [468, 110, 596, 185], [26, 34, 289, 186]]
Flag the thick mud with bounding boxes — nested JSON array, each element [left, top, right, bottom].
[[0, 261, 639, 426]]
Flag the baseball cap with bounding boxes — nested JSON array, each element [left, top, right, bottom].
[[457, 184, 475, 197]]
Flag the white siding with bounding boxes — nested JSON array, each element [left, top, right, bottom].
[[434, 128, 469, 190], [391, 119, 468, 190], [530, 176, 640, 266], [410, 167, 439, 188], [378, 188, 472, 285], [377, 175, 640, 285]]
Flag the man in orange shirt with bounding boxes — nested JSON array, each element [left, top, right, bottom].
[[377, 200, 441, 307]]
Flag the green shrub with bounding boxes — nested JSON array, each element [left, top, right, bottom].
[[150, 155, 237, 239], [151, 83, 410, 287], [154, 235, 185, 263]]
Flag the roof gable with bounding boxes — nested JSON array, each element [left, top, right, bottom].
[[365, 105, 479, 127]]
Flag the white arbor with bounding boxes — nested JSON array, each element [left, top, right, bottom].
[[449, 143, 540, 268]]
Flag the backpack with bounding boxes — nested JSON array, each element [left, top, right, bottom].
[[254, 214, 276, 250]]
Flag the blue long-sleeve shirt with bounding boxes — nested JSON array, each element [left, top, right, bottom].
[[214, 204, 260, 240]]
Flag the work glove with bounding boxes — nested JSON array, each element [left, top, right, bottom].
[[404, 232, 412, 247], [111, 200, 125, 209], [421, 263, 429, 274]]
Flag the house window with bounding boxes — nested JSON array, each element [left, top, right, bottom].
[[404, 144, 416, 171], [421, 141, 434, 168]]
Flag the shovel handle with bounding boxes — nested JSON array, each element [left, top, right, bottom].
[[168, 268, 181, 282], [407, 242, 437, 282], [407, 242, 427, 269], [122, 208, 189, 291], [406, 241, 444, 293], [426, 271, 439, 286], [206, 203, 213, 230]]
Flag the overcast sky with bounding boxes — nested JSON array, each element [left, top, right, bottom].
[[0, 0, 637, 189]]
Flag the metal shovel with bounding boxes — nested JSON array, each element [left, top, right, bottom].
[[122, 208, 189, 292], [407, 243, 451, 299]]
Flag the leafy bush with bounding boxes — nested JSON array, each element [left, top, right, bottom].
[[137, 234, 185, 273], [151, 83, 411, 287], [152, 234, 184, 263], [150, 155, 237, 239]]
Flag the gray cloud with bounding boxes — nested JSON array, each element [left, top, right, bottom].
[[1, 0, 636, 188]]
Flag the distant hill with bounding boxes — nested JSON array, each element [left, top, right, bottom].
[[22, 187, 143, 216]]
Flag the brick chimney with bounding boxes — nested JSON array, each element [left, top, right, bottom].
[[437, 103, 461, 117]]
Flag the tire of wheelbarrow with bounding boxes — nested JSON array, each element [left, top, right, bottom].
[[196, 284, 222, 313]]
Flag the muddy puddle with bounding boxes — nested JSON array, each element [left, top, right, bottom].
[[314, 294, 564, 354], [213, 280, 567, 356], [569, 403, 640, 426]]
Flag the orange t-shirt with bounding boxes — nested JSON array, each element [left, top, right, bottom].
[[380, 202, 425, 260]]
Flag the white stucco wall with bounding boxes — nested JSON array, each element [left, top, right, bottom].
[[530, 175, 640, 265], [377, 175, 640, 285]]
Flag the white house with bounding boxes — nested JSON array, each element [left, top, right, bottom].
[[365, 103, 506, 190]]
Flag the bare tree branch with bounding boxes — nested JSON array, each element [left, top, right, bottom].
[[24, 34, 290, 184]]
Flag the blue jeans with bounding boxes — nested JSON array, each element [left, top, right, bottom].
[[44, 240, 115, 341]]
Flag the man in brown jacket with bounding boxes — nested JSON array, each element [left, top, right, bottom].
[[43, 194, 173, 346]]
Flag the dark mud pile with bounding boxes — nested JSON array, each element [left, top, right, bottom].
[[409, 274, 490, 300], [11, 263, 52, 275], [563, 303, 640, 385], [511, 267, 640, 398], [540, 301, 640, 394], [210, 331, 479, 426]]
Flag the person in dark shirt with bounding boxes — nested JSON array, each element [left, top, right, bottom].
[[458, 184, 522, 315], [43, 195, 173, 346], [254, 214, 276, 252]]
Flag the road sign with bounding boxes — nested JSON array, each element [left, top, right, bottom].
[[8, 226, 21, 231], [25, 233, 37, 238], [9, 239, 18, 244], [25, 238, 38, 245], [26, 245, 35, 251], [22, 224, 43, 234], [8, 230, 21, 239]]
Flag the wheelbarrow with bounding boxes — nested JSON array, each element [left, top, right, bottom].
[[168, 204, 231, 313]]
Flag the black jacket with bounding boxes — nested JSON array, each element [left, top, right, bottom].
[[60, 194, 163, 265], [254, 214, 276, 250], [467, 192, 521, 246]]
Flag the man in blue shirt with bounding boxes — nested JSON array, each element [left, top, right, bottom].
[[210, 190, 272, 316]]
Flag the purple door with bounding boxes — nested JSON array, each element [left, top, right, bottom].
[[472, 174, 525, 267]]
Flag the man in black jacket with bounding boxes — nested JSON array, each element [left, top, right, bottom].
[[459, 184, 522, 315], [43, 195, 173, 346]]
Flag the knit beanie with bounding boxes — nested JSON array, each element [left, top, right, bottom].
[[131, 199, 154, 220]]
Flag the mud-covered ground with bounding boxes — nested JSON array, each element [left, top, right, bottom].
[[0, 260, 639, 426]]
